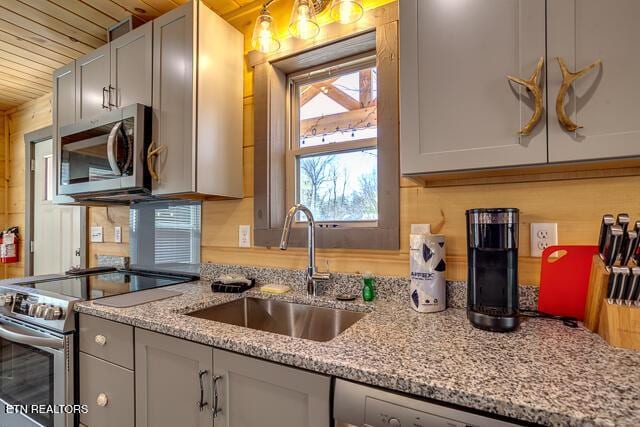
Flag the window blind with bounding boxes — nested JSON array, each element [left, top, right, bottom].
[[154, 205, 201, 264], [129, 201, 201, 266]]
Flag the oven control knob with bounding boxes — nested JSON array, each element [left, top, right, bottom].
[[388, 418, 401, 427], [28, 303, 40, 317], [35, 304, 48, 318], [44, 306, 63, 320]]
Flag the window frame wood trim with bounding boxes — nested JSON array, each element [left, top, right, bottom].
[[253, 21, 399, 250]]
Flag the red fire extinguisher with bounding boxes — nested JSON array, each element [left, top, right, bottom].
[[1, 226, 19, 264]]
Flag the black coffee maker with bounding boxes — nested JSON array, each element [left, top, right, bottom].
[[465, 208, 519, 332]]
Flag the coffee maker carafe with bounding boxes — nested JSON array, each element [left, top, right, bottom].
[[466, 208, 519, 332]]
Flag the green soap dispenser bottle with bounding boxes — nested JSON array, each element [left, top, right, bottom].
[[362, 272, 376, 301]]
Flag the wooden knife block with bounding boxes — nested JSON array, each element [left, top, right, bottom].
[[583, 255, 640, 350]]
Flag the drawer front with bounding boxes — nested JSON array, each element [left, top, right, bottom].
[[79, 352, 134, 427], [79, 313, 134, 369]]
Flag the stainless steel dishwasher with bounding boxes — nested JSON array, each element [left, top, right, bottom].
[[334, 379, 522, 427]]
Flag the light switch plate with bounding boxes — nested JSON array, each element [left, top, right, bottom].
[[239, 225, 251, 248], [114, 226, 122, 243], [90, 226, 104, 243]]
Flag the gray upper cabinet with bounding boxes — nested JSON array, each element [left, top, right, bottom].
[[547, 0, 640, 162], [110, 21, 153, 109], [151, 0, 243, 198], [75, 44, 110, 121], [400, 0, 548, 175], [152, 2, 195, 196], [52, 63, 75, 131], [135, 328, 214, 427], [73, 22, 152, 122], [213, 348, 331, 427]]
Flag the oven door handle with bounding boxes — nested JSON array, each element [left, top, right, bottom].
[[0, 324, 64, 349], [107, 121, 123, 176]]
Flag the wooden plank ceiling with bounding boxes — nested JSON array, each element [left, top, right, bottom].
[[0, 0, 261, 112]]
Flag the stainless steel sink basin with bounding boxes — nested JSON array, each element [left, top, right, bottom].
[[186, 297, 366, 342]]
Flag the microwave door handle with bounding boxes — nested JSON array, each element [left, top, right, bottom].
[[107, 121, 123, 176], [0, 324, 64, 349]]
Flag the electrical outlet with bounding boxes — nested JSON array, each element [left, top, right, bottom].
[[239, 225, 251, 248], [114, 226, 122, 243], [530, 223, 558, 257]]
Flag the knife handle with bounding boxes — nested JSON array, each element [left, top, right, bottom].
[[607, 268, 621, 302], [616, 213, 630, 234], [598, 214, 615, 256], [616, 268, 631, 304], [620, 231, 639, 267], [627, 267, 640, 306], [604, 225, 624, 267]]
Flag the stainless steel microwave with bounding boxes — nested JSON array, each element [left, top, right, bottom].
[[58, 104, 151, 201]]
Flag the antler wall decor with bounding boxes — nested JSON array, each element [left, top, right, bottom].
[[555, 57, 602, 132], [507, 57, 544, 136]]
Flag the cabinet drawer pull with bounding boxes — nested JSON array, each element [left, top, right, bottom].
[[108, 85, 117, 108], [94, 334, 107, 346], [102, 87, 109, 109], [198, 370, 209, 411], [212, 375, 223, 417], [96, 393, 108, 407], [555, 57, 602, 132], [506, 57, 544, 136], [146, 142, 167, 181]]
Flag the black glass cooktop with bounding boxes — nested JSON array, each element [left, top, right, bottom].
[[23, 271, 192, 300]]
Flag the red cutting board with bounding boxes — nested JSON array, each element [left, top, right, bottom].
[[538, 245, 599, 320]]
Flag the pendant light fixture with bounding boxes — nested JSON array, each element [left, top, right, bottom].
[[251, 0, 363, 53], [251, 3, 280, 53], [330, 0, 363, 24], [289, 0, 320, 40]]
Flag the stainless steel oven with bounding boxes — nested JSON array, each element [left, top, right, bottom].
[[58, 103, 151, 200], [0, 316, 73, 427]]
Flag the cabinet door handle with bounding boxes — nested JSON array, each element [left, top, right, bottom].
[[108, 85, 117, 108], [197, 370, 209, 411], [555, 57, 602, 132], [506, 57, 544, 136], [212, 374, 223, 417], [102, 87, 109, 109], [146, 142, 167, 181]]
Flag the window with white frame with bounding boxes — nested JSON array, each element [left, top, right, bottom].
[[288, 57, 378, 225]]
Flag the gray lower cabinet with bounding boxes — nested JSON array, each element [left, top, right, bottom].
[[135, 328, 214, 427], [79, 352, 134, 427], [213, 348, 331, 427], [133, 328, 331, 427], [400, 0, 548, 174], [547, 0, 640, 162]]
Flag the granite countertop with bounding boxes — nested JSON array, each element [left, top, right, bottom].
[[75, 281, 640, 427]]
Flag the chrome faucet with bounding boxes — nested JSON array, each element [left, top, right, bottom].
[[280, 204, 330, 296]]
